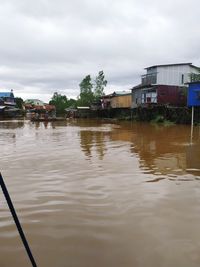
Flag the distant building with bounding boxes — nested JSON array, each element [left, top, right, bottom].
[[24, 98, 56, 119], [110, 91, 132, 108], [0, 90, 18, 116], [0, 90, 16, 107], [24, 99, 44, 108], [102, 91, 132, 109], [131, 63, 200, 108], [24, 99, 55, 112]]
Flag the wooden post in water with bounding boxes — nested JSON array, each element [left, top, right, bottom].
[[0, 173, 37, 267]]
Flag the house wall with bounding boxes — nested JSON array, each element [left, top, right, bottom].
[[4, 97, 16, 106], [102, 97, 111, 109], [132, 85, 187, 107], [132, 89, 142, 108], [111, 94, 132, 108], [157, 65, 199, 86], [157, 85, 187, 106]]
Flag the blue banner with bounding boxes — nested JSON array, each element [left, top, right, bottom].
[[187, 82, 200, 106]]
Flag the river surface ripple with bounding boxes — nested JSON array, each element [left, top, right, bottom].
[[1, 119, 200, 267]]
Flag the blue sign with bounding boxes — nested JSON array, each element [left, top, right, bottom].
[[187, 82, 200, 106]]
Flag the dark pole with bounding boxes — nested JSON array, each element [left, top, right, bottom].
[[0, 173, 37, 267]]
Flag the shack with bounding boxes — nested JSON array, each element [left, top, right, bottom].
[[110, 91, 132, 108], [101, 91, 132, 109]]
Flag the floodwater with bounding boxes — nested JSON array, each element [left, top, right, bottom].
[[1, 119, 200, 267]]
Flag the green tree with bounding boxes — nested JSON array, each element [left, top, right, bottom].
[[94, 70, 107, 100], [49, 92, 68, 114], [190, 72, 200, 82], [15, 97, 24, 109], [67, 98, 77, 108], [78, 75, 94, 106]]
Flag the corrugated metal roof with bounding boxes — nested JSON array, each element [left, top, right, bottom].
[[145, 63, 199, 70], [103, 91, 131, 98], [0, 92, 12, 97], [113, 91, 131, 96]]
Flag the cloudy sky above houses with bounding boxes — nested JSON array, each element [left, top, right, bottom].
[[0, 0, 200, 102]]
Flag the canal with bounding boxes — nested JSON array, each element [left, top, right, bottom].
[[0, 119, 200, 267]]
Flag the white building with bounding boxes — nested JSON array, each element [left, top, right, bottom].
[[141, 63, 199, 87], [132, 63, 200, 107]]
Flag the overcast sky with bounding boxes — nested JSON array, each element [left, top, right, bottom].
[[0, 0, 200, 102]]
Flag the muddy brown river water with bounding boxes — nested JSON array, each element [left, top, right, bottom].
[[1, 119, 200, 267]]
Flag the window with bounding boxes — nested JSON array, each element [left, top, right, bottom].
[[181, 74, 184, 84], [141, 93, 146, 103], [142, 91, 157, 103]]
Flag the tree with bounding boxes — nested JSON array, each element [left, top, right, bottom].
[[15, 97, 24, 109], [190, 72, 200, 82], [67, 98, 77, 108], [78, 75, 94, 106], [94, 71, 107, 101], [49, 92, 68, 114], [49, 92, 77, 114]]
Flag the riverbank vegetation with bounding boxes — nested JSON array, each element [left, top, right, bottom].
[[49, 70, 107, 114]]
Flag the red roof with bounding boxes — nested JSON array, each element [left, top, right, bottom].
[[45, 104, 56, 111], [24, 103, 56, 111]]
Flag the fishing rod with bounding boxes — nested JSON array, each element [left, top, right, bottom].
[[0, 173, 37, 267]]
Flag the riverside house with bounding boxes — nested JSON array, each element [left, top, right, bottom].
[[0, 90, 18, 116], [131, 63, 200, 108], [110, 91, 132, 108], [24, 99, 56, 117], [101, 91, 132, 109]]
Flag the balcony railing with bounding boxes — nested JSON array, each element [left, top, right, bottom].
[[141, 73, 157, 85]]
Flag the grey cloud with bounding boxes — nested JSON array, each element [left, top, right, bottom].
[[0, 0, 200, 101]]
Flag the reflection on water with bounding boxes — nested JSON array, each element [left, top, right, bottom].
[[1, 119, 200, 267], [80, 129, 108, 160], [78, 120, 200, 179], [0, 120, 25, 129], [129, 123, 200, 178]]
